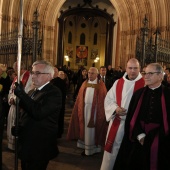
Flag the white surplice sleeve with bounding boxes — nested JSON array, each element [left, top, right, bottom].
[[104, 80, 119, 122]]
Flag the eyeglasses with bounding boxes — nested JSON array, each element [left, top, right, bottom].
[[31, 71, 49, 76], [142, 72, 161, 76]]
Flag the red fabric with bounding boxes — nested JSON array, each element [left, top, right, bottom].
[[133, 78, 145, 92], [129, 88, 146, 140], [104, 78, 124, 152], [140, 122, 160, 170], [11, 71, 30, 92], [161, 92, 169, 135], [67, 79, 108, 146], [104, 77, 145, 153], [116, 78, 124, 106], [104, 115, 120, 152], [21, 71, 30, 87]]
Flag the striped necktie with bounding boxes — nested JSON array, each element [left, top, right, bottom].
[[101, 76, 105, 83], [31, 89, 39, 99]]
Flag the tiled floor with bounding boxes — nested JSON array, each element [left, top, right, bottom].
[[2, 86, 104, 170]]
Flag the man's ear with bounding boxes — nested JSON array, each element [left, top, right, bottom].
[[159, 74, 164, 81], [48, 74, 52, 80]]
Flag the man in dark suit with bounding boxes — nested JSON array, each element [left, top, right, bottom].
[[99, 66, 113, 91], [14, 60, 62, 170]]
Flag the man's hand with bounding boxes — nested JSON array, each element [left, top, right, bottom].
[[139, 137, 145, 145], [9, 98, 15, 105], [116, 107, 127, 116], [14, 82, 24, 97]]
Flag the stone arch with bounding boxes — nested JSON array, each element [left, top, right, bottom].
[[57, 5, 115, 67], [1, 0, 170, 68]]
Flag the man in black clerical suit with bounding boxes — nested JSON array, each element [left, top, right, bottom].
[[99, 66, 113, 91], [113, 63, 170, 170], [14, 60, 62, 170]]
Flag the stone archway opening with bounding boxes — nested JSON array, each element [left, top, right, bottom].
[[57, 0, 116, 69]]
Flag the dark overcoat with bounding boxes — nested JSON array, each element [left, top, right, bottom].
[[18, 83, 62, 161], [113, 85, 170, 170]]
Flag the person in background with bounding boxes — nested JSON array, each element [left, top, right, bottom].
[[164, 67, 170, 77], [5, 68, 16, 125], [99, 66, 113, 91], [164, 73, 170, 87], [67, 67, 108, 156], [50, 66, 66, 138], [140, 66, 147, 84], [7, 61, 32, 151], [58, 70, 65, 79], [7, 69, 16, 84], [100, 58, 145, 170], [116, 66, 125, 79], [58, 70, 69, 95], [72, 66, 85, 92], [65, 66, 73, 88], [106, 65, 114, 77], [0, 64, 11, 170], [73, 68, 87, 101], [113, 63, 170, 170], [141, 66, 146, 73], [13, 60, 62, 170], [162, 67, 170, 86]]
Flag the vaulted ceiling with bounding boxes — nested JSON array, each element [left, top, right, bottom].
[[1, 0, 169, 32]]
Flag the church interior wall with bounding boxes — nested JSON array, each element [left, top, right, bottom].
[[0, 0, 170, 69]]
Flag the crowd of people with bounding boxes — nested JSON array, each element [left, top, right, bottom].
[[0, 59, 170, 170]]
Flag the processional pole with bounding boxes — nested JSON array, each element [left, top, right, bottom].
[[15, 0, 24, 169]]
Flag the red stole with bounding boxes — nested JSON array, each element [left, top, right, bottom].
[[104, 77, 144, 153], [21, 71, 30, 87]]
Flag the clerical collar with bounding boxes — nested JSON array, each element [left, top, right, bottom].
[[125, 75, 136, 81], [148, 84, 161, 90], [88, 78, 97, 84], [100, 75, 105, 78], [125, 75, 129, 80], [125, 73, 142, 81]]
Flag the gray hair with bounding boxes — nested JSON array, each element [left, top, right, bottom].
[[32, 60, 54, 78], [89, 67, 99, 74], [13, 61, 26, 70], [147, 63, 164, 73]]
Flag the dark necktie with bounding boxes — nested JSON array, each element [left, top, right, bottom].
[[31, 89, 39, 99], [102, 76, 105, 83]]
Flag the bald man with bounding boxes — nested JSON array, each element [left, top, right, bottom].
[[101, 58, 145, 170], [67, 67, 108, 156]]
